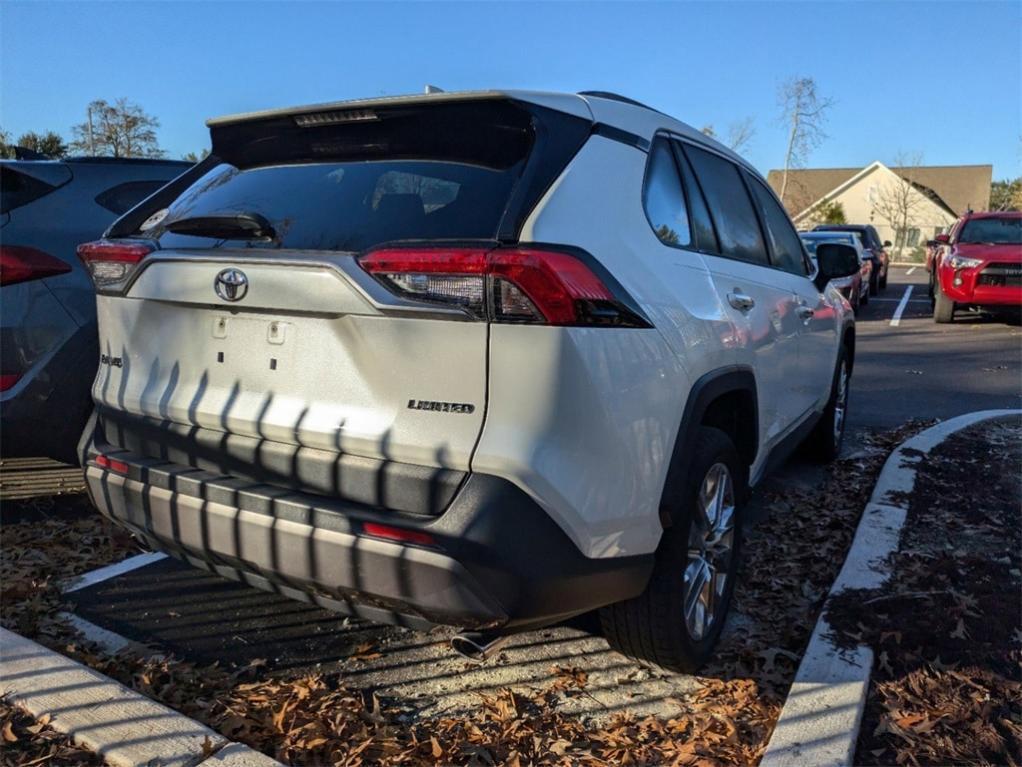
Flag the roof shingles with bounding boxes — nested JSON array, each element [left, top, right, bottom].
[[766, 164, 992, 218]]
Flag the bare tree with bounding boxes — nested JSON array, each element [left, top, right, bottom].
[[700, 119, 756, 154], [70, 99, 164, 158], [777, 77, 833, 203], [726, 117, 756, 154], [872, 152, 926, 256]]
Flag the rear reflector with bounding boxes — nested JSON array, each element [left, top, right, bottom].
[[77, 240, 155, 289], [0, 373, 22, 392], [359, 246, 648, 327], [95, 454, 129, 474], [0, 246, 72, 287], [362, 522, 436, 546]]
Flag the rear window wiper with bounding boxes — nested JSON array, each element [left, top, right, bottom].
[[163, 212, 276, 241]]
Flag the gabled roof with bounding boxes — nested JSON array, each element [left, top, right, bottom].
[[767, 163, 992, 217]]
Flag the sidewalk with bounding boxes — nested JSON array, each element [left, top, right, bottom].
[[762, 410, 1022, 767]]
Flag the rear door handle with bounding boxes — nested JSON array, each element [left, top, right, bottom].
[[727, 291, 755, 311]]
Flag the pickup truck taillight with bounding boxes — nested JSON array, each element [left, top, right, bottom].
[[77, 240, 155, 290], [0, 246, 72, 287], [359, 246, 650, 327]]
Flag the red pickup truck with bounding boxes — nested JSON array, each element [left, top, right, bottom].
[[929, 211, 1022, 323]]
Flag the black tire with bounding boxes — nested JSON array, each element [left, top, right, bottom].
[[879, 269, 887, 291], [869, 270, 879, 296], [807, 346, 850, 462], [600, 426, 746, 673], [933, 280, 955, 323], [928, 273, 935, 308], [860, 284, 869, 307]]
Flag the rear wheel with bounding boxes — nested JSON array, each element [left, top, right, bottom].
[[860, 283, 869, 306], [869, 270, 879, 296], [879, 268, 888, 291], [934, 280, 955, 323], [600, 427, 745, 673], [807, 348, 849, 462]]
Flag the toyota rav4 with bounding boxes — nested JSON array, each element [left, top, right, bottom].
[[77, 90, 857, 671]]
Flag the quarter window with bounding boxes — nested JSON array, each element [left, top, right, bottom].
[[682, 145, 767, 266], [642, 139, 691, 248], [748, 176, 808, 275]]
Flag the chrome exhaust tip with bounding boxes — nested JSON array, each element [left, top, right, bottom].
[[450, 631, 510, 662]]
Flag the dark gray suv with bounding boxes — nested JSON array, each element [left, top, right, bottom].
[[1, 157, 190, 463]]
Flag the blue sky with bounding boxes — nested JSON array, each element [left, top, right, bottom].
[[2, 1, 1019, 178]]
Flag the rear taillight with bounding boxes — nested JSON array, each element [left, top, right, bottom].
[[0, 246, 72, 287], [0, 373, 22, 392], [358, 246, 649, 327], [95, 454, 129, 474], [362, 522, 435, 547], [77, 239, 155, 290]]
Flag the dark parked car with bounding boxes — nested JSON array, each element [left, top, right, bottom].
[[813, 224, 891, 294], [1, 156, 191, 463]]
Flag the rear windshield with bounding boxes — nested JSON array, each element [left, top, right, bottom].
[[137, 99, 591, 251], [800, 233, 855, 254], [959, 217, 1022, 245], [151, 159, 518, 251]]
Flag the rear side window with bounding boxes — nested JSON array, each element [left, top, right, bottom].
[[95, 180, 169, 215], [642, 139, 691, 247], [682, 145, 767, 266], [747, 175, 808, 275], [0, 166, 57, 214], [672, 142, 719, 253]]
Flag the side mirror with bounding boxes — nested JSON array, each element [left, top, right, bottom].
[[934, 233, 950, 244], [814, 242, 861, 291], [882, 240, 893, 248]]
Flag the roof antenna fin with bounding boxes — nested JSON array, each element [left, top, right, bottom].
[[424, 85, 445, 94]]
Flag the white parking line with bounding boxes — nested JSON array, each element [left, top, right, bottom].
[[62, 551, 167, 593], [889, 285, 914, 327], [905, 266, 917, 275]]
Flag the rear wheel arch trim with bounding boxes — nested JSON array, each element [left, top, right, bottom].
[[657, 366, 758, 529]]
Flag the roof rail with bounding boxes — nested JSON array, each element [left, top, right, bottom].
[[63, 157, 192, 166], [577, 91, 659, 112]]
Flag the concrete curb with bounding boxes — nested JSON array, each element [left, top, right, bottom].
[[0, 627, 282, 767], [759, 409, 1022, 767]]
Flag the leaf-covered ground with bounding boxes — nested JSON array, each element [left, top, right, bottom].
[[1, 421, 934, 765], [0, 698, 105, 766], [827, 417, 1022, 766]]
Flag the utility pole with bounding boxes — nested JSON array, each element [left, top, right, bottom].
[[87, 105, 95, 155]]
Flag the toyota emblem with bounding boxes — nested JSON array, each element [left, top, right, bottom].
[[214, 268, 248, 302]]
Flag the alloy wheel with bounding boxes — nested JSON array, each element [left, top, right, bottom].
[[684, 462, 736, 640]]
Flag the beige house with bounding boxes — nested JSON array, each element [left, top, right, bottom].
[[766, 163, 992, 250]]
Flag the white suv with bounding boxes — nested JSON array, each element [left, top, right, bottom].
[[78, 90, 856, 671]]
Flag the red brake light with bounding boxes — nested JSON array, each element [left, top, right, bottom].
[[359, 246, 647, 327], [362, 522, 435, 546], [0, 246, 72, 287], [95, 454, 129, 474], [77, 240, 155, 289], [0, 373, 22, 392]]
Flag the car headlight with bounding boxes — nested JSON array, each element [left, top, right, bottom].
[[948, 254, 982, 270]]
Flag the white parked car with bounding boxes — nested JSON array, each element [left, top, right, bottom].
[[77, 90, 857, 671]]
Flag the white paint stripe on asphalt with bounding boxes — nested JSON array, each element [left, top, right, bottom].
[[889, 285, 914, 327], [906, 266, 917, 275], [870, 297, 930, 303], [62, 551, 167, 593], [760, 409, 1022, 767]]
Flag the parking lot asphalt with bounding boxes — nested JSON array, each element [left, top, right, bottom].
[[66, 265, 1022, 717]]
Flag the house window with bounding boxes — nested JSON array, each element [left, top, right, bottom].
[[895, 227, 921, 248]]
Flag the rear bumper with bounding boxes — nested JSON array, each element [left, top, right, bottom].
[[82, 434, 653, 632]]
